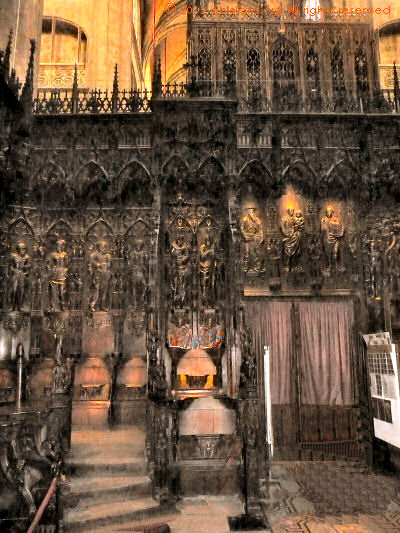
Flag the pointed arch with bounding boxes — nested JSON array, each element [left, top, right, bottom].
[[325, 159, 359, 199], [282, 159, 317, 196], [119, 160, 153, 206], [8, 218, 35, 251], [32, 161, 67, 205], [238, 159, 276, 200], [162, 154, 190, 181], [85, 219, 115, 241], [76, 161, 110, 206], [46, 220, 72, 238]]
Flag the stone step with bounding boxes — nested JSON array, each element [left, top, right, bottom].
[[63, 498, 177, 532], [66, 459, 147, 477], [67, 474, 152, 506]]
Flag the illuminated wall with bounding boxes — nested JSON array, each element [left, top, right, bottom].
[[372, 0, 400, 89], [40, 0, 137, 90], [142, 0, 188, 88]]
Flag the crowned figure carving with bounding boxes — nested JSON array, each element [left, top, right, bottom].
[[240, 207, 264, 273], [280, 207, 304, 271], [170, 234, 191, 308]]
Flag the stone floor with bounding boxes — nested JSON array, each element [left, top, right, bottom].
[[64, 428, 400, 533]]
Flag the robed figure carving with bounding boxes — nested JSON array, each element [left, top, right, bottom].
[[199, 233, 215, 307], [321, 206, 345, 272], [89, 240, 112, 312], [170, 234, 191, 308], [240, 207, 264, 273], [47, 239, 69, 311], [8, 241, 31, 311], [280, 207, 304, 271], [127, 238, 149, 310]]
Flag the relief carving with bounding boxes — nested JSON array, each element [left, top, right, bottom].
[[280, 207, 304, 272], [47, 238, 69, 311], [88, 240, 112, 312], [321, 206, 345, 272], [240, 207, 264, 273], [8, 241, 31, 311]]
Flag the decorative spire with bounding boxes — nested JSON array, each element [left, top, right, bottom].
[[393, 62, 399, 113], [3, 29, 13, 81], [152, 56, 162, 98], [111, 63, 119, 113], [20, 39, 36, 111], [72, 64, 79, 113]]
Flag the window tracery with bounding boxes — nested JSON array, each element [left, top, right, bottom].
[[331, 44, 346, 102], [355, 47, 369, 98], [272, 38, 298, 109]]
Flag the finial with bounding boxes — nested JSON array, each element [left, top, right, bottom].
[[393, 62, 399, 113], [152, 56, 162, 98], [112, 63, 119, 112], [20, 39, 36, 110], [3, 29, 13, 80]]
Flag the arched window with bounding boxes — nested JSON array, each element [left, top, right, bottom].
[[40, 17, 87, 65], [39, 17, 87, 88], [378, 22, 400, 89]]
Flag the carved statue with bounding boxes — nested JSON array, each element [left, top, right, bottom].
[[240, 327, 257, 390], [266, 237, 281, 278], [240, 207, 264, 273], [8, 241, 31, 311], [170, 234, 191, 308], [280, 207, 304, 271], [308, 235, 322, 279], [368, 239, 383, 300], [53, 336, 68, 393], [321, 206, 345, 271], [127, 238, 149, 309], [89, 240, 112, 312], [147, 330, 167, 397], [385, 232, 398, 293], [199, 233, 215, 306], [47, 238, 69, 311]]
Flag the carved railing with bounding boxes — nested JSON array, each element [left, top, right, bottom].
[[33, 88, 152, 115], [33, 84, 400, 115], [238, 90, 398, 114]]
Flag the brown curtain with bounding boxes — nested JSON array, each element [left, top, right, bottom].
[[244, 301, 293, 404], [298, 301, 355, 406]]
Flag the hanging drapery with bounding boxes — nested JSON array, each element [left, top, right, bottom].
[[244, 300, 293, 404], [298, 300, 355, 406]]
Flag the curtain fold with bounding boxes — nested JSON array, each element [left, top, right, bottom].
[[298, 301, 355, 406], [244, 300, 293, 404]]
